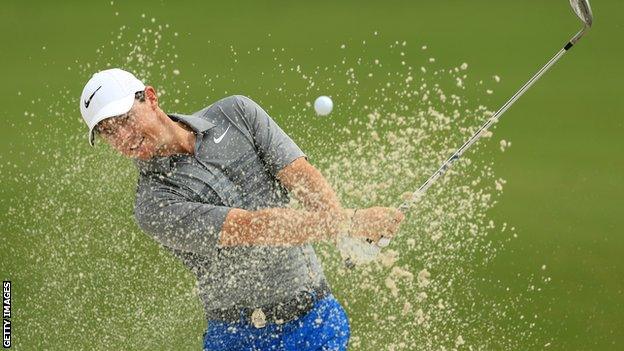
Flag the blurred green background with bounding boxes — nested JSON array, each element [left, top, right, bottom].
[[1, 0, 622, 350]]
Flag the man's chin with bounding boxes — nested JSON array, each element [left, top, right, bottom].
[[126, 149, 154, 161], [129, 142, 159, 160], [132, 152, 154, 161], [127, 143, 168, 160]]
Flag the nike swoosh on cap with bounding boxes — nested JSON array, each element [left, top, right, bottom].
[[84, 85, 102, 108], [213, 125, 230, 144]]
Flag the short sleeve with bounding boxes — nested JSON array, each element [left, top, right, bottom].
[[234, 95, 307, 176], [134, 175, 231, 255]]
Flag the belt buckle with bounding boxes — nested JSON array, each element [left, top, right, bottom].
[[251, 308, 267, 328]]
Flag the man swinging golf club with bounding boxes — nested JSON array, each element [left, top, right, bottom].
[[79, 68, 404, 350]]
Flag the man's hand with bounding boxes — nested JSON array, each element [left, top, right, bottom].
[[347, 207, 405, 243]]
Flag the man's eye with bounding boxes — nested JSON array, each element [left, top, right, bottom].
[[97, 122, 116, 135], [96, 114, 131, 136], [97, 126, 112, 136]]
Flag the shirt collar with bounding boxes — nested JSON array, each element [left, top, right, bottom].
[[168, 113, 216, 133]]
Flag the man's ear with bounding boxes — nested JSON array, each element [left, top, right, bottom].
[[144, 85, 159, 110]]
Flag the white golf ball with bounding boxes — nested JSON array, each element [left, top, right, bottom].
[[314, 96, 333, 116]]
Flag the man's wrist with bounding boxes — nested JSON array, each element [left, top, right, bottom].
[[322, 208, 357, 242], [341, 209, 356, 237]]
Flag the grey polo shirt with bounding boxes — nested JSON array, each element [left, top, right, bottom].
[[133, 95, 328, 314]]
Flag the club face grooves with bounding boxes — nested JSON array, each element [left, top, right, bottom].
[[570, 0, 593, 27]]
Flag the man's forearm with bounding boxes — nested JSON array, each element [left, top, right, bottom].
[[277, 157, 342, 212], [219, 207, 352, 247], [218, 157, 351, 247]]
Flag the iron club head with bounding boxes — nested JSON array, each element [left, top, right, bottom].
[[570, 0, 593, 28]]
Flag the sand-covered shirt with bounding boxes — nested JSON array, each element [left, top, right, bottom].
[[133, 95, 328, 314]]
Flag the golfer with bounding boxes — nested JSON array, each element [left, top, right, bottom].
[[79, 68, 404, 350]]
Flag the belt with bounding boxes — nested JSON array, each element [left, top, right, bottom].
[[206, 281, 331, 328]]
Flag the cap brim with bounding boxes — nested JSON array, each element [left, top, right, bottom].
[[87, 93, 135, 146]]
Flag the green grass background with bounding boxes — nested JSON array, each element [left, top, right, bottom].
[[1, 0, 623, 350]]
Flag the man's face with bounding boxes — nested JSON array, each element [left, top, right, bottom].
[[95, 89, 172, 160]]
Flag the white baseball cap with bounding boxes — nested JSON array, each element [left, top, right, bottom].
[[79, 68, 146, 146]]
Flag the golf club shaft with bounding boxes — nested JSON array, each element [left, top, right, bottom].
[[397, 28, 587, 214]]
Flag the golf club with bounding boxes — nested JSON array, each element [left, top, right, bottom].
[[339, 0, 594, 266]]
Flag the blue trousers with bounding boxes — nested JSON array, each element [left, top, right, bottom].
[[203, 295, 350, 351]]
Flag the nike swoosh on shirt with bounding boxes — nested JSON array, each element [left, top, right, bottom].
[[213, 125, 231, 144], [84, 85, 102, 108]]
